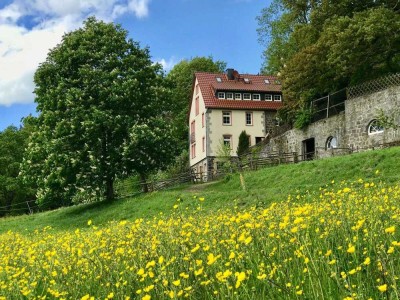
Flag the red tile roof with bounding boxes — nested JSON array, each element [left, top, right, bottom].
[[195, 72, 283, 111]]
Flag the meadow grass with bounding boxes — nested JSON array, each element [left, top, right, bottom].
[[0, 147, 400, 299], [1, 146, 399, 233], [0, 178, 399, 299]]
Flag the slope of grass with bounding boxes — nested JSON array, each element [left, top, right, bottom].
[[1, 146, 399, 233], [1, 147, 400, 299]]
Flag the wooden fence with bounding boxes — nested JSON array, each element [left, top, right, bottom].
[[117, 140, 400, 198]]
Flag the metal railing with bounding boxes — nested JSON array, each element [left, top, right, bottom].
[[311, 89, 347, 122]]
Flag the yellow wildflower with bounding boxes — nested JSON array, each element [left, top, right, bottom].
[[377, 284, 387, 292], [385, 226, 395, 234]]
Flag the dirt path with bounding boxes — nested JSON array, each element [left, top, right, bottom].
[[184, 181, 219, 192]]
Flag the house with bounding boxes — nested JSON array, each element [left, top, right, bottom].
[[189, 68, 283, 178]]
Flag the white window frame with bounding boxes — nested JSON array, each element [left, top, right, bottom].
[[243, 93, 251, 100], [326, 136, 338, 149], [273, 94, 282, 101], [265, 94, 272, 101], [223, 135, 232, 148], [245, 112, 253, 126], [368, 119, 384, 135], [226, 92, 234, 100], [253, 94, 260, 101], [235, 93, 242, 100], [222, 111, 231, 125], [217, 92, 225, 99]]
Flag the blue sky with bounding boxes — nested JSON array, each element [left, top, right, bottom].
[[0, 0, 270, 130]]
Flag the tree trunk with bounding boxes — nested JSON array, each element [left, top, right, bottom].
[[140, 173, 149, 193], [105, 177, 114, 202]]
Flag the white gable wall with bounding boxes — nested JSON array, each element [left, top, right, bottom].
[[189, 79, 207, 167]]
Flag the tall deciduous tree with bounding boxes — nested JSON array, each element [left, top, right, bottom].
[[166, 57, 226, 152], [258, 1, 400, 123], [21, 17, 168, 207], [0, 124, 35, 216]]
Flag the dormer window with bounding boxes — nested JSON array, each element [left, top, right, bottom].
[[253, 94, 260, 101], [217, 92, 225, 99], [264, 79, 270, 84], [244, 78, 250, 83], [243, 93, 251, 100], [226, 92, 234, 100], [235, 93, 242, 100], [216, 77, 222, 82], [265, 94, 272, 101], [273, 95, 282, 101]]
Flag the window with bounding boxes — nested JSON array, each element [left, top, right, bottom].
[[216, 77, 222, 82], [326, 136, 338, 149], [245, 112, 253, 126], [222, 111, 231, 125], [202, 136, 205, 152], [195, 84, 199, 95], [226, 92, 233, 100], [190, 120, 195, 144], [217, 92, 225, 99], [253, 94, 260, 101], [235, 93, 242, 100], [191, 120, 195, 134], [191, 143, 196, 158], [264, 79, 270, 84], [273, 94, 282, 101], [195, 97, 199, 115], [202, 112, 205, 128], [368, 119, 384, 135], [244, 78, 250, 83], [243, 93, 251, 100], [265, 94, 272, 101], [223, 135, 232, 148]]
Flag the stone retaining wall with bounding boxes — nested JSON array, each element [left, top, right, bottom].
[[263, 85, 400, 159]]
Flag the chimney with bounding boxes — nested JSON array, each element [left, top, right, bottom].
[[226, 68, 234, 80]]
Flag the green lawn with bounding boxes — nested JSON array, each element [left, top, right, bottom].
[[1, 146, 399, 233]]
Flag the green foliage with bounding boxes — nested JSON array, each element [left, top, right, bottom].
[[376, 108, 400, 130], [2, 146, 400, 233], [258, 1, 400, 122], [237, 130, 250, 156], [0, 124, 36, 216], [166, 56, 226, 152], [123, 117, 178, 191], [216, 139, 234, 176], [293, 107, 312, 129], [20, 17, 168, 208]]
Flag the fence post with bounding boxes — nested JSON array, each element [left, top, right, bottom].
[[26, 201, 33, 215], [327, 94, 330, 118], [293, 152, 298, 163]]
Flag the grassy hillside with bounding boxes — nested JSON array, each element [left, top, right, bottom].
[[1, 146, 399, 233], [1, 147, 400, 299]]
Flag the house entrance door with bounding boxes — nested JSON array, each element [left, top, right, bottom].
[[302, 138, 315, 160]]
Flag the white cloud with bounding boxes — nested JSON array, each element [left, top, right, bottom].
[[127, 0, 150, 18], [157, 57, 178, 73], [0, 0, 152, 106]]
